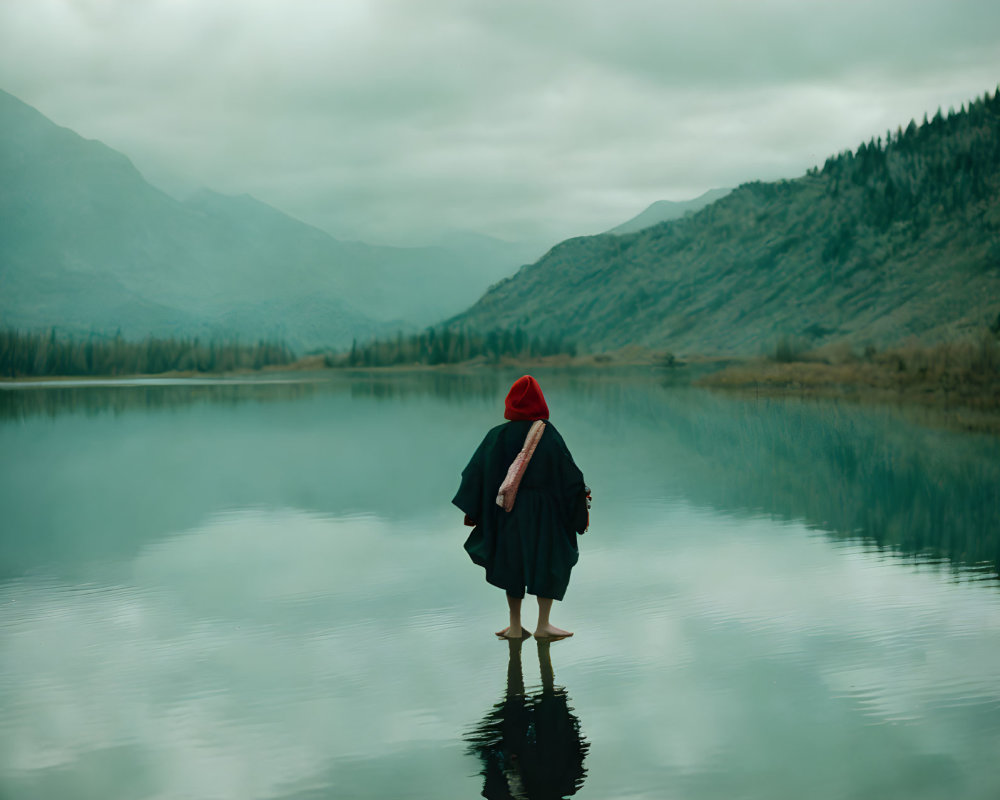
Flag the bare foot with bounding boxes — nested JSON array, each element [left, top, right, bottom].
[[533, 624, 573, 640], [495, 626, 531, 639]]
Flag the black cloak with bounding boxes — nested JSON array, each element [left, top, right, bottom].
[[453, 420, 588, 601]]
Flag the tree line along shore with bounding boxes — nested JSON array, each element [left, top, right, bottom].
[[0, 329, 296, 378], [0, 326, 579, 379], [3, 326, 999, 427], [330, 326, 577, 368]]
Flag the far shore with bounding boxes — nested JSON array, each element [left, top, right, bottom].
[[0, 347, 704, 384], [5, 345, 999, 434]]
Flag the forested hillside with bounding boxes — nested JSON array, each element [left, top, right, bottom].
[[452, 89, 1000, 354]]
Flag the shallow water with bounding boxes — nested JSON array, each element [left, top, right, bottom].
[[1, 370, 999, 799]]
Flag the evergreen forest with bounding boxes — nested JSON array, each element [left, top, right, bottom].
[[332, 327, 577, 367], [0, 329, 295, 378]]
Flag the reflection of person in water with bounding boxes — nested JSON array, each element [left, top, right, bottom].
[[465, 639, 589, 800]]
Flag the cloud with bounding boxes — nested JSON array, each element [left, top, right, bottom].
[[1, 0, 998, 244], [0, 509, 489, 798], [2, 503, 1000, 796]]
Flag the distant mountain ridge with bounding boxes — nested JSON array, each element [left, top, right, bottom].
[[0, 89, 530, 350], [451, 89, 1000, 354], [607, 188, 731, 234]]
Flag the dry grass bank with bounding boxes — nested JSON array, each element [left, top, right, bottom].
[[698, 334, 1000, 433]]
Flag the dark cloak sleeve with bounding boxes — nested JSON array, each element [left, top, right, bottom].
[[451, 426, 499, 527], [452, 421, 588, 600]]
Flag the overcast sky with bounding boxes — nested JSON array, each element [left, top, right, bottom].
[[2, 0, 998, 246]]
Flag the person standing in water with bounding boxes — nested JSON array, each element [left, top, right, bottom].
[[453, 375, 590, 640]]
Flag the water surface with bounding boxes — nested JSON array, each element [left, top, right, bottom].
[[2, 370, 998, 799]]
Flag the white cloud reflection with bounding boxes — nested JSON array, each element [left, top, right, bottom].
[[2, 504, 999, 797], [0, 509, 484, 798]]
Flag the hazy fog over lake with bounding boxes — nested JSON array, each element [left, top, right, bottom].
[[2, 0, 998, 245]]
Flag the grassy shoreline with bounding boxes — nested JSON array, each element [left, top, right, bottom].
[[697, 338, 1000, 433]]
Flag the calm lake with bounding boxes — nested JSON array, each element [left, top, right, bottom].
[[1, 369, 999, 800]]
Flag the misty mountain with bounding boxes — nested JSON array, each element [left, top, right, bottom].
[[451, 90, 1000, 355], [607, 188, 731, 234], [0, 89, 529, 350], [180, 189, 525, 331], [414, 229, 546, 269]]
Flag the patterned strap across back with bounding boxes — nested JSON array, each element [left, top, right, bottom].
[[495, 420, 546, 512]]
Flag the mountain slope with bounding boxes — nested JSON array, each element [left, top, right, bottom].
[[0, 90, 530, 349], [180, 190, 535, 327], [452, 90, 1000, 354], [607, 188, 731, 234], [0, 89, 380, 349]]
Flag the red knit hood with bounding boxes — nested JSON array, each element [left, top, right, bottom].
[[504, 375, 549, 421]]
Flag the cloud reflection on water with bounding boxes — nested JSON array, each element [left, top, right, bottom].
[[1, 504, 998, 798]]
